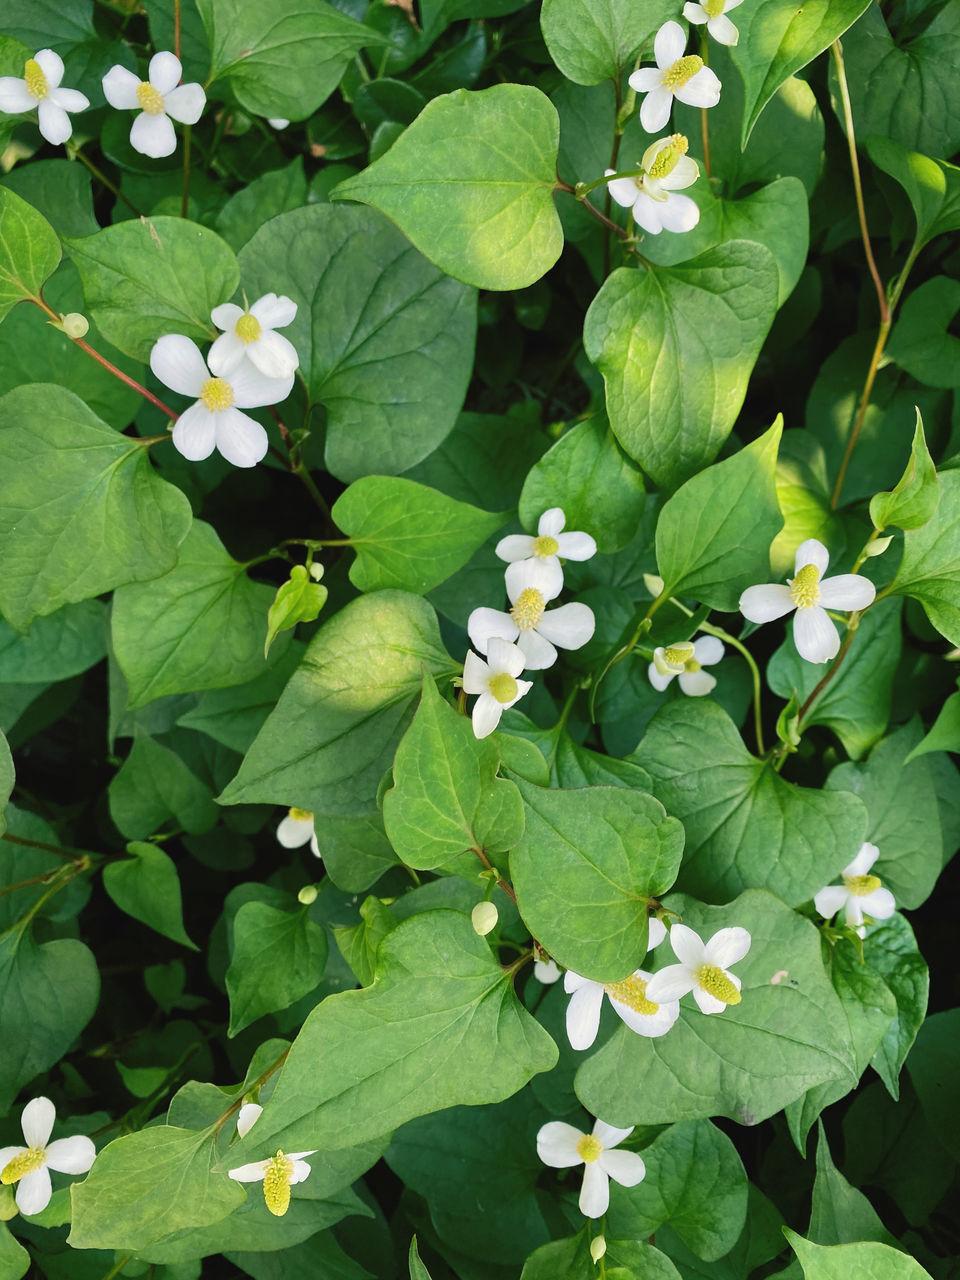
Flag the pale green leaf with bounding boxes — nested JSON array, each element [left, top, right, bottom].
[[226, 901, 329, 1035], [865, 135, 960, 251], [540, 0, 676, 85], [785, 1230, 933, 1279], [886, 278, 960, 389], [891, 468, 960, 644], [265, 566, 327, 658], [0, 186, 60, 323], [869, 410, 939, 532]]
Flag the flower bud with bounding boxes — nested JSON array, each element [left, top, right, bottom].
[[590, 1235, 606, 1263], [865, 534, 894, 557], [471, 901, 498, 936], [297, 884, 318, 905], [308, 562, 324, 581], [643, 573, 665, 598], [61, 312, 90, 338]]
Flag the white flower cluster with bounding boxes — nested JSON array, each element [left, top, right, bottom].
[[462, 509, 597, 738], [149, 293, 300, 468]]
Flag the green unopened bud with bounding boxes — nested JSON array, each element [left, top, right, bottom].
[[0, 1185, 17, 1221], [472, 901, 499, 936], [590, 1236, 606, 1263], [643, 573, 665, 598], [60, 312, 90, 338], [865, 534, 894, 557], [297, 884, 318, 905]]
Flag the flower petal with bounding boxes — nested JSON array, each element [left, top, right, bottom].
[[579, 1162, 610, 1218], [215, 407, 269, 468], [536, 1121, 585, 1168], [844, 899, 865, 931], [667, 923, 705, 968], [535, 602, 595, 651], [495, 534, 537, 563], [229, 361, 294, 409], [164, 82, 206, 125], [49, 87, 89, 113], [847, 842, 879, 876], [564, 970, 590, 993], [565, 981, 605, 1050], [151, 334, 209, 396], [592, 1120, 633, 1148], [817, 574, 876, 611], [648, 663, 674, 692], [0, 79, 35, 113], [739, 582, 794, 623], [693, 635, 724, 666], [34, 50, 64, 89], [130, 110, 177, 158], [863, 887, 896, 919], [467, 607, 517, 656], [228, 1160, 269, 1182], [655, 20, 687, 66], [693, 986, 727, 1014], [288, 1159, 313, 1184], [516, 627, 558, 670], [610, 987, 679, 1038], [462, 649, 491, 695], [793, 605, 840, 664], [644, 964, 697, 1003], [149, 51, 182, 94], [172, 402, 217, 461], [683, 1, 708, 21], [599, 1148, 646, 1187], [471, 692, 502, 739], [704, 926, 751, 968], [101, 64, 140, 110], [534, 958, 562, 984], [21, 1097, 56, 1148], [248, 330, 300, 380], [708, 13, 739, 43], [794, 539, 830, 577], [206, 331, 246, 377], [814, 885, 850, 918], [505, 556, 562, 604], [16, 1167, 52, 1216], [676, 66, 722, 109], [538, 508, 565, 537], [648, 917, 667, 950], [44, 1135, 95, 1174], [487, 635, 526, 678], [211, 302, 245, 332], [236, 1103, 263, 1138], [277, 814, 312, 848], [657, 192, 701, 234], [36, 100, 73, 145], [628, 68, 662, 93], [678, 668, 716, 696], [639, 85, 673, 134], [555, 531, 596, 561], [632, 191, 666, 235], [250, 293, 298, 329]]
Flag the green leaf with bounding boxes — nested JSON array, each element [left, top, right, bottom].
[[66, 216, 239, 361], [905, 687, 960, 762], [0, 1222, 29, 1280], [730, 0, 871, 144], [521, 1236, 682, 1280], [197, 0, 386, 121], [409, 1237, 433, 1280], [827, 721, 947, 910], [111, 521, 287, 708], [215, 158, 309, 253], [109, 735, 219, 840], [510, 780, 683, 981], [865, 135, 960, 251], [864, 914, 928, 1099], [584, 244, 779, 489], [176, 643, 304, 755], [887, 278, 960, 389], [655, 418, 783, 611], [0, 385, 192, 632], [766, 598, 903, 760], [68, 1126, 244, 1251], [574, 890, 857, 1127], [382, 676, 524, 870], [518, 418, 645, 555], [771, 432, 844, 578], [265, 566, 327, 658], [1, 158, 97, 240], [238, 204, 476, 480], [0, 186, 61, 323], [785, 1230, 933, 1279], [0, 931, 99, 1112], [220, 910, 557, 1157], [869, 410, 939, 532], [408, 411, 548, 510], [102, 840, 197, 949], [891, 467, 960, 644], [606, 1120, 747, 1262], [333, 85, 563, 291], [334, 895, 397, 987], [332, 478, 505, 594], [0, 732, 13, 839], [808, 1123, 897, 1246], [540, 0, 676, 84], [635, 700, 867, 906], [906, 1009, 960, 1162], [320, 814, 400, 894], [219, 592, 453, 816], [226, 901, 329, 1036]]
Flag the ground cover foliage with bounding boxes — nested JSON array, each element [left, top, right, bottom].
[[0, 0, 958, 1275]]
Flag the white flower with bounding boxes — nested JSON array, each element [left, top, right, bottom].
[[648, 635, 724, 696], [277, 807, 319, 858], [628, 22, 722, 133], [606, 134, 700, 235], [237, 1102, 263, 1137], [645, 923, 750, 1014], [209, 295, 300, 381], [0, 1097, 95, 1216], [462, 637, 533, 739], [495, 508, 596, 571], [472, 901, 499, 935], [537, 1119, 645, 1218], [739, 538, 876, 665], [102, 53, 204, 159], [268, 118, 290, 129], [228, 1147, 317, 1216], [683, 0, 744, 46], [468, 560, 595, 671], [0, 50, 89, 146], [563, 919, 678, 1049], [814, 842, 896, 939], [150, 334, 293, 468], [534, 957, 562, 984]]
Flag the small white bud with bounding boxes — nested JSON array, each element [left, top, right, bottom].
[[309, 562, 324, 581], [865, 534, 894, 557], [471, 901, 498, 936], [297, 884, 318, 905], [61, 312, 89, 338], [590, 1235, 607, 1263], [643, 573, 665, 598]]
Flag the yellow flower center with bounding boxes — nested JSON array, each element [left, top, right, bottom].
[[1, 1147, 46, 1185], [576, 1134, 604, 1163], [288, 807, 313, 822], [262, 1151, 294, 1216], [789, 563, 821, 608], [200, 377, 234, 412], [663, 642, 694, 668], [510, 587, 546, 631], [704, 0, 725, 16], [696, 964, 741, 1005], [684, 657, 701, 673], [604, 973, 659, 1016], [844, 873, 882, 897], [235, 312, 263, 343], [488, 672, 519, 704], [663, 55, 703, 90], [136, 81, 166, 115], [646, 134, 689, 180], [533, 534, 559, 558], [24, 59, 49, 100]]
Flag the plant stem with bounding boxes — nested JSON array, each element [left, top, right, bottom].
[[698, 621, 765, 754], [181, 125, 192, 218], [1, 831, 94, 863], [796, 615, 861, 726], [699, 37, 711, 179], [100, 1255, 135, 1280], [173, 0, 182, 60], [72, 148, 143, 217], [471, 846, 518, 905]]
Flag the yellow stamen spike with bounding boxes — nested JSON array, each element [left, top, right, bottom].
[[647, 134, 689, 180], [532, 534, 559, 558], [510, 587, 545, 631], [136, 82, 166, 115], [605, 974, 659, 1016], [845, 873, 882, 897], [663, 55, 703, 91], [696, 964, 741, 1005], [262, 1152, 294, 1216], [488, 672, 519, 704], [790, 563, 821, 608], [200, 377, 235, 412], [24, 59, 49, 99], [235, 313, 263, 344], [576, 1134, 604, 1163], [1, 1148, 46, 1185]]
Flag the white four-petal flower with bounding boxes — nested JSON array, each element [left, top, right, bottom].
[[606, 134, 700, 235], [468, 559, 595, 671], [739, 538, 876, 664], [628, 22, 722, 134], [495, 508, 596, 572], [102, 52, 205, 158], [537, 1119, 646, 1218], [209, 294, 300, 381], [0, 1097, 95, 1216], [0, 50, 89, 146], [645, 923, 751, 1014], [682, 0, 744, 46], [563, 919, 679, 1049], [276, 807, 320, 858], [648, 635, 724, 697], [150, 333, 293, 468], [462, 637, 533, 739], [814, 842, 896, 939]]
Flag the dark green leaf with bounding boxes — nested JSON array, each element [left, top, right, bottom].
[[102, 841, 197, 949], [226, 901, 329, 1036]]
